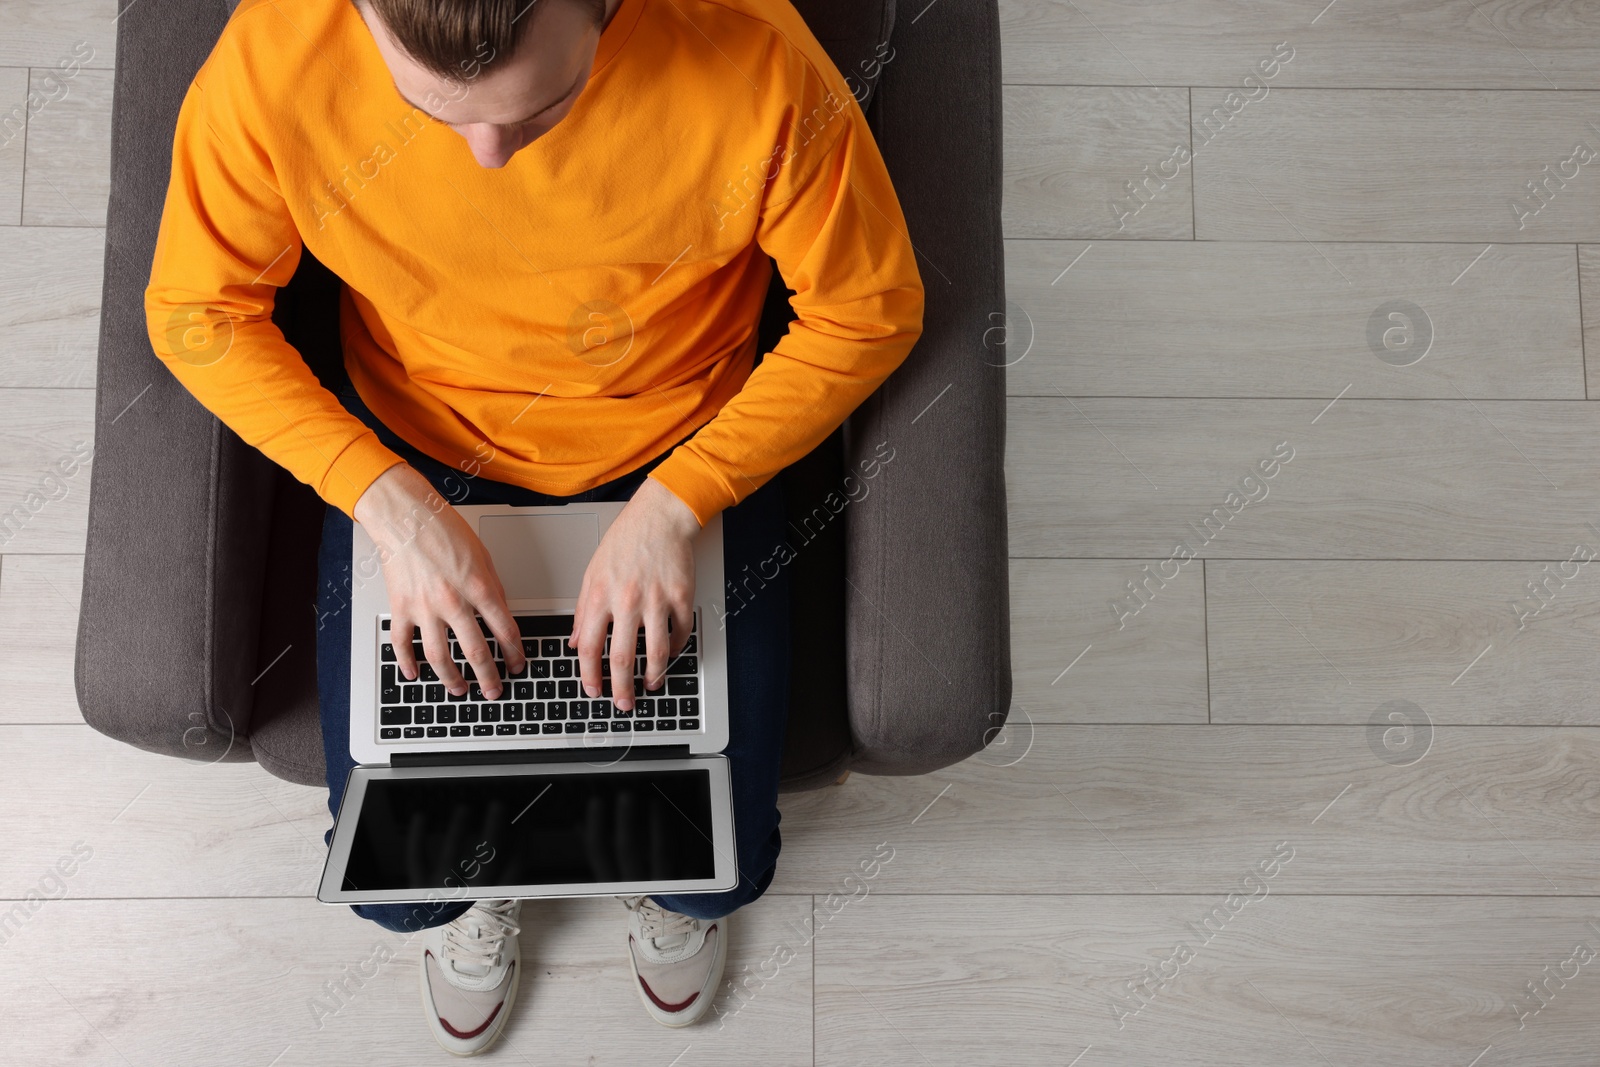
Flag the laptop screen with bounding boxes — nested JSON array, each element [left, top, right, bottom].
[[341, 767, 718, 892]]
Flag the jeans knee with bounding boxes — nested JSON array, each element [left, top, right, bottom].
[[353, 899, 474, 934]]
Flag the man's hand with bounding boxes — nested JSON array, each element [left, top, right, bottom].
[[572, 477, 701, 711], [353, 464, 527, 700]]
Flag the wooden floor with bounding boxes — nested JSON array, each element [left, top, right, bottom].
[[6, 0, 1600, 1063]]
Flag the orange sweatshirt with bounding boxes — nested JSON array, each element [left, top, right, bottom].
[[145, 0, 924, 525]]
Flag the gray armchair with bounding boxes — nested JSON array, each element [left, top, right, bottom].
[[78, 0, 1010, 792]]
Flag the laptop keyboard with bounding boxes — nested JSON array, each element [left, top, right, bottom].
[[374, 611, 703, 744]]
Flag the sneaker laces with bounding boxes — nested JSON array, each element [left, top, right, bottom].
[[623, 895, 697, 952], [441, 899, 521, 979]]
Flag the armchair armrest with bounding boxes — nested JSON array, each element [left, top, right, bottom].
[[842, 0, 1012, 774], [75, 0, 270, 762]]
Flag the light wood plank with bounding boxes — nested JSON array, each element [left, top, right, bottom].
[[0, 554, 84, 723], [0, 67, 27, 224], [1208, 560, 1600, 725], [2, 895, 811, 1066], [20, 66, 111, 226], [0, 725, 328, 898], [1194, 89, 1600, 242], [1006, 240, 1583, 399], [817, 894, 1600, 1066], [0, 387, 93, 553], [774, 725, 1600, 894], [1007, 397, 1600, 559], [1576, 243, 1600, 398], [0, 225, 102, 386], [0, 0, 115, 69], [1009, 558, 1207, 724], [1003, 85, 1192, 240], [1000, 0, 1600, 89]]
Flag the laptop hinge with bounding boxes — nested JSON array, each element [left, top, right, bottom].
[[389, 744, 695, 769]]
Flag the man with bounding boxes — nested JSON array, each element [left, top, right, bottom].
[[146, 0, 922, 1054]]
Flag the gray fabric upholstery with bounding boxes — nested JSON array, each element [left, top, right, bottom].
[[78, 0, 1009, 791]]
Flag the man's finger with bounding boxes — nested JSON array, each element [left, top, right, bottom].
[[391, 614, 418, 681], [421, 619, 463, 694], [575, 605, 612, 704], [643, 606, 670, 691], [478, 591, 525, 676], [454, 613, 503, 701], [610, 614, 640, 710], [668, 601, 694, 664]]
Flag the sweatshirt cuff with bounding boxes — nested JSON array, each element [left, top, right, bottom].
[[647, 448, 739, 528], [318, 429, 408, 520]]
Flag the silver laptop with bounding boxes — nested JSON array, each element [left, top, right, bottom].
[[318, 502, 740, 905]]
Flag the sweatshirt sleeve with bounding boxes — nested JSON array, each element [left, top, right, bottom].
[[145, 75, 406, 520], [646, 67, 926, 526]]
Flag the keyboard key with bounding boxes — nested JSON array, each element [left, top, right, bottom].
[[588, 721, 607, 732], [565, 638, 580, 656], [658, 698, 676, 717], [548, 702, 567, 721], [460, 706, 479, 723], [380, 727, 401, 739], [634, 720, 654, 732], [450, 725, 471, 737], [536, 681, 556, 700], [446, 688, 468, 702], [381, 618, 391, 631], [380, 708, 411, 726], [637, 698, 656, 716], [420, 662, 439, 682], [414, 706, 434, 724], [559, 680, 579, 699], [503, 703, 523, 722], [657, 719, 678, 731], [380, 643, 395, 662], [468, 682, 484, 701], [592, 700, 611, 719], [541, 638, 562, 658], [402, 684, 422, 703], [552, 658, 573, 678], [530, 660, 551, 678], [426, 682, 445, 703], [517, 614, 576, 637], [668, 656, 697, 675], [564, 722, 584, 734], [403, 726, 424, 738], [506, 660, 528, 679], [667, 676, 698, 695], [542, 723, 562, 734], [680, 718, 700, 731], [496, 723, 517, 735], [427, 726, 448, 737], [571, 701, 589, 720], [473, 724, 494, 736], [513, 681, 534, 700], [680, 697, 699, 717], [481, 704, 501, 723], [435, 708, 456, 724], [527, 702, 546, 721], [682, 635, 697, 654], [380, 665, 400, 703], [612, 720, 631, 732], [613, 705, 632, 719]]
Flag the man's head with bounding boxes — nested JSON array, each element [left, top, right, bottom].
[[353, 0, 611, 168]]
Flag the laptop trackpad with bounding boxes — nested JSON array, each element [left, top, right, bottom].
[[478, 512, 600, 601]]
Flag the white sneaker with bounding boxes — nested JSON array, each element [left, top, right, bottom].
[[621, 896, 728, 1027], [419, 899, 522, 1056]]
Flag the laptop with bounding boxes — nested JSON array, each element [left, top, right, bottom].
[[318, 501, 740, 906]]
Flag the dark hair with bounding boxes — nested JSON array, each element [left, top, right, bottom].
[[354, 0, 605, 80]]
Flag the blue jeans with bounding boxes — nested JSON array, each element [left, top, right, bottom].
[[316, 378, 792, 932]]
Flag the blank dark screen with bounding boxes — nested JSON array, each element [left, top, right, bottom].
[[342, 769, 716, 891]]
